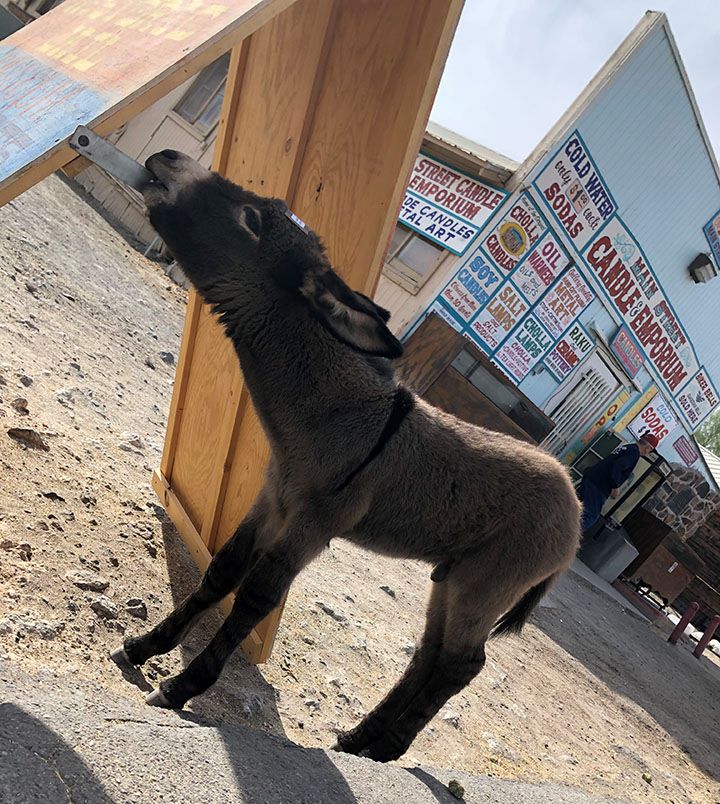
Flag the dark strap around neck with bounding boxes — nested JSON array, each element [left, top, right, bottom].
[[334, 387, 414, 493]]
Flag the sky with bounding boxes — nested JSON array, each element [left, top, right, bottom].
[[431, 1, 720, 163]]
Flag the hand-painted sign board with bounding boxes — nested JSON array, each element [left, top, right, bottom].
[[0, 0, 293, 205]]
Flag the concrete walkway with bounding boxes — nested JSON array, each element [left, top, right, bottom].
[[566, 559, 649, 619], [0, 658, 625, 804]]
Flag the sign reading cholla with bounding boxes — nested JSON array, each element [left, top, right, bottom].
[[480, 193, 547, 274], [676, 369, 720, 428], [495, 315, 553, 381], [534, 130, 617, 251], [584, 216, 700, 398], [400, 154, 507, 255]]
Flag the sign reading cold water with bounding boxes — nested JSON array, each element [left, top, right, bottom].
[[676, 368, 719, 428], [544, 322, 594, 381], [400, 154, 507, 255], [470, 280, 528, 352], [480, 193, 547, 274], [495, 315, 553, 381], [440, 251, 502, 322], [534, 130, 616, 251], [534, 267, 594, 339], [584, 216, 700, 396], [627, 393, 678, 445]]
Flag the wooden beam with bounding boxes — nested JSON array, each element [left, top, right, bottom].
[[0, 0, 299, 207]]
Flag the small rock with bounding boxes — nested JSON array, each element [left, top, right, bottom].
[[35, 520, 49, 531], [19, 375, 33, 387], [66, 570, 109, 592], [91, 596, 118, 620], [316, 601, 347, 623], [0, 614, 64, 640], [447, 779, 465, 800], [80, 491, 97, 507], [25, 282, 38, 296], [7, 428, 49, 451], [159, 351, 175, 365], [18, 543, 32, 561], [304, 699, 320, 711], [1, 539, 15, 551], [642, 773, 652, 785], [144, 357, 156, 370], [401, 641, 416, 657], [126, 598, 147, 620], [144, 542, 158, 559], [118, 432, 144, 454], [55, 388, 76, 406], [302, 635, 315, 645], [560, 754, 579, 766], [441, 710, 460, 728], [380, 585, 396, 598], [11, 398, 29, 415], [41, 490, 65, 502]]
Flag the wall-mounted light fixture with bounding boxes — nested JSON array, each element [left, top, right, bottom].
[[688, 253, 718, 284]]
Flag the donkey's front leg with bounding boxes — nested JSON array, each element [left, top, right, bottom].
[[147, 529, 325, 709], [117, 499, 267, 668]]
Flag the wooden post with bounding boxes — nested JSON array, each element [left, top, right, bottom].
[[157, 0, 464, 663]]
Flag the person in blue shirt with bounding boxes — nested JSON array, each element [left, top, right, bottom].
[[577, 433, 659, 532]]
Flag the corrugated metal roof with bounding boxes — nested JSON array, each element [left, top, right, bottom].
[[426, 121, 519, 172], [698, 444, 720, 488]]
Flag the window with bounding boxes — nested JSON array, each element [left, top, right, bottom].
[[173, 53, 230, 135], [384, 223, 449, 294]]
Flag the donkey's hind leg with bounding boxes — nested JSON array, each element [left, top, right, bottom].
[[115, 501, 266, 668], [333, 581, 448, 755], [361, 559, 525, 762]]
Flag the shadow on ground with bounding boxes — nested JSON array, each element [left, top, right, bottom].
[[536, 570, 720, 786]]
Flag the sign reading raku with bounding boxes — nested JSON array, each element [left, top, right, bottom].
[[534, 130, 616, 251], [400, 154, 507, 255], [544, 322, 594, 381]]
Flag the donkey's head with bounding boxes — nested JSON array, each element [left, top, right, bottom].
[[143, 150, 402, 359]]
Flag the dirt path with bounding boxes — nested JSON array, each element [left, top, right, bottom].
[[1, 176, 718, 804]]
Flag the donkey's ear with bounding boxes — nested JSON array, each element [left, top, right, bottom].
[[238, 205, 262, 241], [301, 273, 403, 359]]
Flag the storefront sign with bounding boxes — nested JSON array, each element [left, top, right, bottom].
[[401, 154, 507, 255], [495, 315, 553, 381], [584, 216, 699, 395], [703, 208, 720, 269], [534, 267, 594, 339], [628, 393, 678, 444], [439, 252, 502, 322], [480, 193, 547, 274], [427, 300, 463, 332], [676, 368, 720, 428], [579, 390, 632, 447], [534, 130, 616, 251], [673, 435, 699, 467], [610, 326, 643, 378], [544, 322, 594, 381], [469, 280, 529, 352], [512, 231, 569, 303]]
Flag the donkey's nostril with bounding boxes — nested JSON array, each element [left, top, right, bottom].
[[160, 149, 181, 161]]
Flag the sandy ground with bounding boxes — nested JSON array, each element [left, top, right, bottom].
[[0, 175, 718, 804]]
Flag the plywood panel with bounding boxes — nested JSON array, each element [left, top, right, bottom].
[[0, 0, 299, 206]]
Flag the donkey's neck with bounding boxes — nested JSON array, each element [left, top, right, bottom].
[[214, 286, 396, 455]]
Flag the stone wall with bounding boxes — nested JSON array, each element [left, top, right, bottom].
[[642, 463, 720, 541]]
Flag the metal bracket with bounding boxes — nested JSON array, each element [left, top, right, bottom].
[[69, 125, 153, 191]]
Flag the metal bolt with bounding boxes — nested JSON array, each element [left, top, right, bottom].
[[78, 134, 90, 147]]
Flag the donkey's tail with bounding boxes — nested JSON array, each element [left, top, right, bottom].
[[490, 575, 553, 639]]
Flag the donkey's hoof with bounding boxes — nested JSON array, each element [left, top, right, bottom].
[[145, 688, 172, 708], [109, 645, 134, 668]]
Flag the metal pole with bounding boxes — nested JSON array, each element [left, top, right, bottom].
[[668, 601, 699, 644], [693, 614, 720, 659]]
